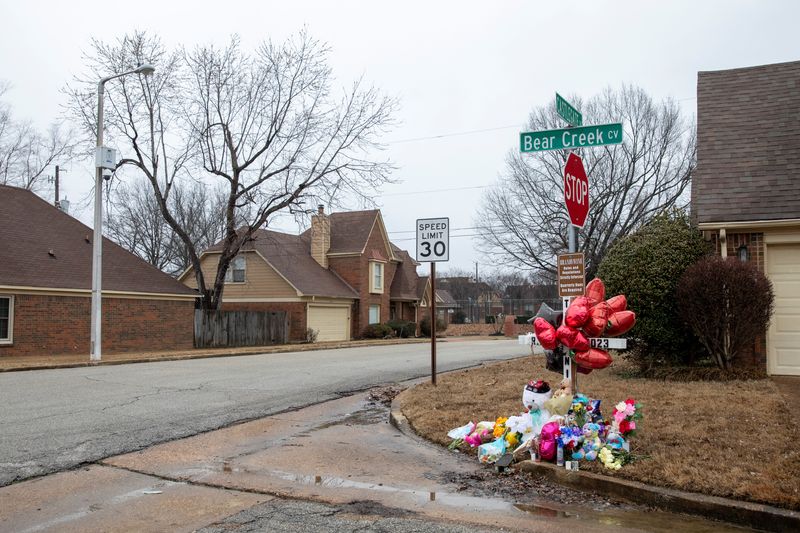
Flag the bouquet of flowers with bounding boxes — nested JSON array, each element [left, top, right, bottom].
[[611, 398, 643, 437]]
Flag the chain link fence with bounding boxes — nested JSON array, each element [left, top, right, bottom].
[[450, 298, 562, 324]]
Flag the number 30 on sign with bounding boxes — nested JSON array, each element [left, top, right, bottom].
[[416, 217, 450, 262]]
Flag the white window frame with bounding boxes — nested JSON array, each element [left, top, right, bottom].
[[369, 261, 384, 294], [369, 304, 381, 325], [225, 255, 247, 284], [0, 295, 14, 345]]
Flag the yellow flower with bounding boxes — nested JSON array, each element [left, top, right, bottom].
[[505, 432, 519, 447]]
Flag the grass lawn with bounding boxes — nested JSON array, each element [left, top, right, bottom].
[[399, 354, 800, 510]]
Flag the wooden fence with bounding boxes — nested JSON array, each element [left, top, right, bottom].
[[194, 310, 289, 348]]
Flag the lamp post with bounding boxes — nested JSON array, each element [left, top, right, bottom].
[[90, 64, 155, 361]]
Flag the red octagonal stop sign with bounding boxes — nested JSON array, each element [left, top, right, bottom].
[[563, 152, 589, 228]]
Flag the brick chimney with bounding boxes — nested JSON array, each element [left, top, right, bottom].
[[310, 204, 330, 268]]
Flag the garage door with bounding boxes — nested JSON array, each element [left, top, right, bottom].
[[308, 305, 350, 342], [768, 243, 800, 375]]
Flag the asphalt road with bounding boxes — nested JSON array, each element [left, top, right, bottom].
[[0, 339, 526, 487]]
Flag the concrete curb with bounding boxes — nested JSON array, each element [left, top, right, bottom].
[[389, 391, 800, 532]]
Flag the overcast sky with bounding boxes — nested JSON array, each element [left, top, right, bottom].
[[1, 0, 797, 275]]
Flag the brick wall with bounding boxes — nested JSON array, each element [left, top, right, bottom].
[[706, 230, 767, 367], [0, 293, 194, 357], [221, 301, 307, 342], [329, 224, 399, 338]]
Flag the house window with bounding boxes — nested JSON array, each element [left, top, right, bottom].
[[225, 255, 246, 283], [369, 304, 381, 324], [369, 262, 384, 293], [0, 296, 13, 344]]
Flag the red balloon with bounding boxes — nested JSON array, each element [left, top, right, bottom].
[[606, 311, 636, 337], [585, 278, 606, 307], [565, 296, 591, 328], [583, 302, 611, 337], [575, 348, 613, 370], [576, 365, 593, 375], [557, 324, 589, 351], [606, 295, 627, 313], [533, 317, 557, 350]]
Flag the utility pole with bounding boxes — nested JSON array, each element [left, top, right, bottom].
[[474, 262, 479, 283]]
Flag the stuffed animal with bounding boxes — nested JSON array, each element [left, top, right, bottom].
[[522, 380, 552, 412], [543, 379, 573, 415]]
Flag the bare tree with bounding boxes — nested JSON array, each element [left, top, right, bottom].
[[106, 177, 244, 276], [66, 31, 397, 309], [476, 86, 695, 279], [0, 82, 73, 193]]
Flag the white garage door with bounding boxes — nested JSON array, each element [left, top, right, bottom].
[[308, 305, 350, 342], [768, 243, 800, 375]]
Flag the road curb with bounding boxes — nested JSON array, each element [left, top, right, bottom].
[[389, 390, 800, 532]]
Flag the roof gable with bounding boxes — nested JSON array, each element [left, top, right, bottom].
[[693, 60, 800, 223], [0, 185, 197, 296]]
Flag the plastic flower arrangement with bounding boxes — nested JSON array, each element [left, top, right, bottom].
[[493, 417, 508, 438], [612, 398, 643, 437]]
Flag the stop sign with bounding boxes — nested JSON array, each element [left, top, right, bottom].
[[563, 153, 589, 228]]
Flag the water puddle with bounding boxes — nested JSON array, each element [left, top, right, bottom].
[[268, 469, 516, 512]]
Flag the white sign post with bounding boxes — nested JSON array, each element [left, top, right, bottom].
[[416, 217, 450, 385]]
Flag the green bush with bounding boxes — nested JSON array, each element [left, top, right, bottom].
[[361, 324, 394, 339], [420, 316, 447, 337], [451, 310, 467, 324], [386, 320, 416, 338], [514, 315, 534, 324], [597, 210, 710, 367]]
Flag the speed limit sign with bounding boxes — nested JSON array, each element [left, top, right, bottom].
[[416, 217, 449, 262]]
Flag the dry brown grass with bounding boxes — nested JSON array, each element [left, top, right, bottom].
[[400, 355, 800, 510]]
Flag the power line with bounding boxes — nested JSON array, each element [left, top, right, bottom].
[[391, 233, 484, 242], [388, 226, 480, 234], [387, 124, 523, 144], [379, 185, 489, 197]]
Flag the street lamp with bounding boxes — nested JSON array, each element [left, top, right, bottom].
[[90, 64, 155, 361]]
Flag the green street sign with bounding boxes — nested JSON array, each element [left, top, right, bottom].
[[556, 93, 582, 126], [520, 123, 623, 153]]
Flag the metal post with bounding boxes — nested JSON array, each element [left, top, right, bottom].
[[431, 262, 437, 385], [54, 165, 60, 208], [567, 223, 578, 392], [90, 81, 105, 362]]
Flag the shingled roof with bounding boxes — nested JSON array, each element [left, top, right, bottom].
[[389, 248, 420, 301], [693, 60, 800, 224], [0, 185, 197, 296], [207, 229, 358, 299]]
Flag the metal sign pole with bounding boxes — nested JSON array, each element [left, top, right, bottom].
[[431, 262, 437, 385], [567, 224, 578, 393]]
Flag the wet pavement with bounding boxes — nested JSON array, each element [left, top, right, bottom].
[[0, 388, 754, 532]]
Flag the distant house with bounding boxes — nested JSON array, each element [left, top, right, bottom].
[[693, 60, 800, 375], [0, 185, 198, 357], [181, 207, 424, 342]]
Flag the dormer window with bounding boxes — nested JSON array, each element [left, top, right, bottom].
[[369, 261, 384, 294], [225, 255, 246, 283]]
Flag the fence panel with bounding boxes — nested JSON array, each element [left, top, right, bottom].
[[194, 310, 289, 348]]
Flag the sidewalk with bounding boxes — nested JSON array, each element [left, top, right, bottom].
[[0, 337, 430, 372]]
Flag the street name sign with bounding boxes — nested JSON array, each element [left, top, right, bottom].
[[564, 153, 589, 228], [523, 333, 627, 350], [416, 217, 450, 262], [520, 123, 622, 153], [558, 252, 585, 297], [556, 93, 582, 127]]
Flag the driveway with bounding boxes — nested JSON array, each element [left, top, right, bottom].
[[0, 339, 525, 486]]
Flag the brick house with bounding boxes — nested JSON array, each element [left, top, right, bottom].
[[693, 60, 800, 374], [0, 185, 198, 357], [181, 207, 425, 342]]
